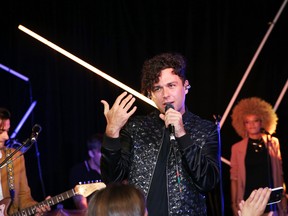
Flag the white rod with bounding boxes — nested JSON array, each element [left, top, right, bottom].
[[219, 0, 288, 166], [18, 25, 157, 109], [274, 79, 288, 111], [219, 0, 288, 129]]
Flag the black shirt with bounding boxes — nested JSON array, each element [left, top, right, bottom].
[[244, 138, 275, 212], [146, 129, 170, 216], [69, 160, 102, 188]]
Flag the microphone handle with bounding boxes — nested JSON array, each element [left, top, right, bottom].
[[169, 124, 175, 135]]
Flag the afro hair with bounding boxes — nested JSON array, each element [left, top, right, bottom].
[[231, 97, 278, 138]]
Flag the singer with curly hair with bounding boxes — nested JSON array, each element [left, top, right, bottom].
[[229, 97, 287, 216], [100, 52, 220, 215]]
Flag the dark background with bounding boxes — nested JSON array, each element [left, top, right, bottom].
[[1, 0, 287, 215]]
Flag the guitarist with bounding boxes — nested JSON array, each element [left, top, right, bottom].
[[0, 108, 50, 216], [69, 134, 102, 209]]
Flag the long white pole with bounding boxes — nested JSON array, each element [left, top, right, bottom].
[[18, 25, 157, 109], [274, 79, 288, 111], [218, 0, 288, 166], [219, 0, 288, 129]]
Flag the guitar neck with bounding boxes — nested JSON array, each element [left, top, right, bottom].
[[11, 189, 76, 216]]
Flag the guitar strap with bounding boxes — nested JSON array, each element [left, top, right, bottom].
[[5, 148, 15, 201]]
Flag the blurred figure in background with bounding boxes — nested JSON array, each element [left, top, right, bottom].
[[230, 97, 287, 216], [69, 134, 102, 209]]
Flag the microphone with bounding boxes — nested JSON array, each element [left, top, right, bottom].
[[30, 124, 42, 143], [165, 103, 175, 141], [260, 128, 271, 135]]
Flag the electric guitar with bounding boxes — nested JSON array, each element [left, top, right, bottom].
[[0, 182, 106, 216]]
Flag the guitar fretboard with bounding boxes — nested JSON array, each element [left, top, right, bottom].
[[11, 189, 76, 216]]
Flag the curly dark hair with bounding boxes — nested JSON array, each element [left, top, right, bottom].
[[140, 53, 187, 97], [0, 108, 11, 120]]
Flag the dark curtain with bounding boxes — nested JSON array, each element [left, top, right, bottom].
[[1, 0, 287, 215]]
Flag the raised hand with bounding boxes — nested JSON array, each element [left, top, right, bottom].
[[238, 187, 271, 216], [101, 92, 137, 138]]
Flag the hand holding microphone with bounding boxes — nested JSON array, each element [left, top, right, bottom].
[[165, 103, 175, 139], [162, 103, 186, 140]]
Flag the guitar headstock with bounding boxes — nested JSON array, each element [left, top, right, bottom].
[[74, 182, 106, 197]]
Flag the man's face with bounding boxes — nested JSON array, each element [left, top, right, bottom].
[[150, 68, 189, 114], [89, 148, 101, 165], [0, 119, 10, 149]]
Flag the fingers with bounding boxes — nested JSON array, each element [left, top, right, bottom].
[[247, 189, 257, 202], [114, 92, 129, 108], [35, 197, 51, 216], [159, 113, 165, 121], [238, 188, 272, 216], [118, 93, 136, 113], [263, 187, 271, 203], [256, 187, 271, 209], [163, 109, 179, 125], [248, 188, 263, 207], [35, 205, 49, 216], [253, 188, 267, 205], [237, 210, 242, 216], [101, 100, 110, 115], [255, 188, 270, 213], [102, 92, 135, 112], [102, 92, 137, 137], [111, 92, 136, 115], [238, 200, 245, 210], [247, 187, 271, 215], [163, 108, 185, 137], [126, 104, 137, 117], [101, 93, 136, 115]]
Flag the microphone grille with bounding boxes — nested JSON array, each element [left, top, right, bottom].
[[32, 124, 42, 133], [165, 103, 174, 112]]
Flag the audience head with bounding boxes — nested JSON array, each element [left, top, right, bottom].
[[88, 183, 147, 216]]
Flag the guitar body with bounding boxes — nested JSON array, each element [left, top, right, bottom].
[[0, 198, 11, 216], [0, 182, 105, 216]]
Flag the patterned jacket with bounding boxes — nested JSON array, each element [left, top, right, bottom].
[[101, 110, 220, 215]]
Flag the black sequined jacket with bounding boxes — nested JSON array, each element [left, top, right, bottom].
[[101, 110, 220, 215]]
